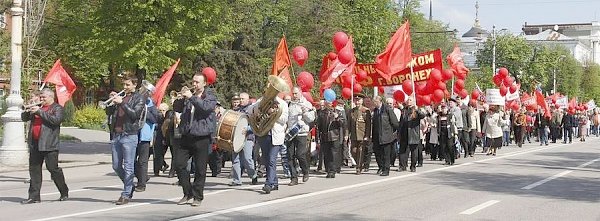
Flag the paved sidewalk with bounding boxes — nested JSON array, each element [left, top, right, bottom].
[[0, 127, 113, 173]]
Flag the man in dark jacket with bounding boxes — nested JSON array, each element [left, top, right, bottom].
[[175, 72, 217, 207], [21, 88, 68, 204], [106, 75, 146, 205], [316, 100, 345, 178], [534, 108, 550, 146], [561, 110, 574, 144], [372, 96, 399, 176]]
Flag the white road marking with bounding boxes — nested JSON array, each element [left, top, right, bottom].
[[521, 170, 573, 190], [521, 157, 600, 190], [40, 185, 121, 196], [34, 145, 562, 221], [459, 200, 500, 215]]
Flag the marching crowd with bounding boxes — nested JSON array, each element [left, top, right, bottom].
[[19, 71, 600, 207]]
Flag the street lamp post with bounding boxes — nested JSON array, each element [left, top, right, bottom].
[[492, 25, 496, 76], [0, 0, 27, 168], [553, 55, 567, 94]]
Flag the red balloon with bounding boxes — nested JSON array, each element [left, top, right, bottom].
[[341, 87, 352, 100], [328, 52, 337, 60], [509, 84, 518, 94], [503, 76, 514, 86], [454, 79, 465, 90], [499, 85, 508, 96], [513, 102, 520, 111], [442, 69, 454, 81], [430, 69, 443, 82], [333, 32, 349, 51], [417, 95, 431, 106], [353, 83, 363, 93], [459, 89, 468, 99], [202, 67, 217, 84], [402, 79, 414, 95], [433, 89, 444, 103], [292, 46, 308, 67], [356, 70, 368, 82], [302, 92, 314, 103], [394, 90, 406, 103], [493, 75, 503, 87], [416, 82, 427, 94], [498, 68, 509, 78], [471, 90, 480, 100], [456, 72, 467, 80], [341, 74, 355, 88], [437, 81, 447, 90], [297, 71, 314, 91], [337, 47, 354, 64]]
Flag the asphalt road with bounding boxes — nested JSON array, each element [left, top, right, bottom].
[[1, 137, 599, 221]]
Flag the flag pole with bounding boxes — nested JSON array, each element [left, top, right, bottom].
[[39, 82, 46, 90], [410, 62, 416, 102]]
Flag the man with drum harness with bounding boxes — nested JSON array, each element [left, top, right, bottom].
[[285, 87, 315, 186], [229, 92, 259, 186]]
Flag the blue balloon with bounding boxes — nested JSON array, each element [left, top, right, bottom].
[[324, 89, 336, 102]]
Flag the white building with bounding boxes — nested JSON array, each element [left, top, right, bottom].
[[522, 22, 600, 65]]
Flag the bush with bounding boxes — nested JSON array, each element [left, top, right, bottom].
[[72, 104, 107, 130], [62, 100, 76, 126]]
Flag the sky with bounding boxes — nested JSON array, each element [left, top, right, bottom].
[[418, 0, 600, 35]]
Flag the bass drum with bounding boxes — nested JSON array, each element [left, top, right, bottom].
[[216, 110, 248, 152]]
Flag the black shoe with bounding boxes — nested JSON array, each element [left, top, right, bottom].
[[377, 169, 382, 175], [272, 186, 279, 191], [134, 186, 146, 192], [362, 168, 369, 173], [115, 196, 130, 205], [380, 171, 389, 176], [21, 198, 40, 204], [58, 194, 68, 201], [177, 196, 192, 205], [262, 185, 272, 194], [417, 164, 423, 167], [410, 168, 416, 172], [191, 199, 202, 207], [302, 174, 309, 182], [162, 164, 170, 173], [251, 177, 259, 185], [288, 178, 298, 186], [401, 167, 407, 171]]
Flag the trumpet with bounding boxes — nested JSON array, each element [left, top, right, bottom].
[[99, 89, 126, 109], [170, 86, 192, 99], [22, 101, 43, 111]]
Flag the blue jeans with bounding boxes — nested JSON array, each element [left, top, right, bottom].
[[503, 131, 510, 145], [231, 139, 257, 184], [111, 133, 138, 198], [538, 127, 548, 145], [279, 144, 290, 177], [257, 135, 282, 188]]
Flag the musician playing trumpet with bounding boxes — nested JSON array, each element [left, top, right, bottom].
[[285, 87, 315, 186], [105, 75, 146, 205], [174, 72, 217, 207]]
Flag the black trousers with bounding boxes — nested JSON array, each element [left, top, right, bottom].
[[514, 126, 524, 146], [351, 140, 371, 171], [407, 144, 420, 169], [286, 135, 310, 178], [28, 142, 69, 200], [208, 149, 223, 176], [459, 130, 470, 157], [175, 135, 210, 200], [468, 130, 478, 154], [428, 143, 439, 160], [440, 133, 454, 165], [375, 142, 393, 172], [321, 141, 341, 174], [153, 132, 167, 175], [563, 126, 573, 143], [135, 141, 151, 188]]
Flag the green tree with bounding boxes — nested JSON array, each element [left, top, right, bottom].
[[580, 63, 600, 101]]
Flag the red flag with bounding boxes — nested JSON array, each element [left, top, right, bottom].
[[447, 44, 470, 75], [320, 37, 356, 90], [277, 67, 294, 98], [271, 35, 292, 76], [534, 90, 551, 118], [152, 59, 180, 106], [43, 59, 76, 106], [568, 97, 578, 109], [375, 21, 412, 81]]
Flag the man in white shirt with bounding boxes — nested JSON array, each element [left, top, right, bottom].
[[286, 87, 315, 185]]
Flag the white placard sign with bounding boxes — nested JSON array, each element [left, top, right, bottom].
[[556, 96, 568, 109], [382, 85, 404, 99], [587, 100, 596, 110], [505, 90, 520, 101], [486, 89, 505, 105]]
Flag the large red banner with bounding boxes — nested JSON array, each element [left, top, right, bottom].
[[334, 49, 443, 87]]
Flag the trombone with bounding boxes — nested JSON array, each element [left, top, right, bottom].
[[98, 89, 126, 109]]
